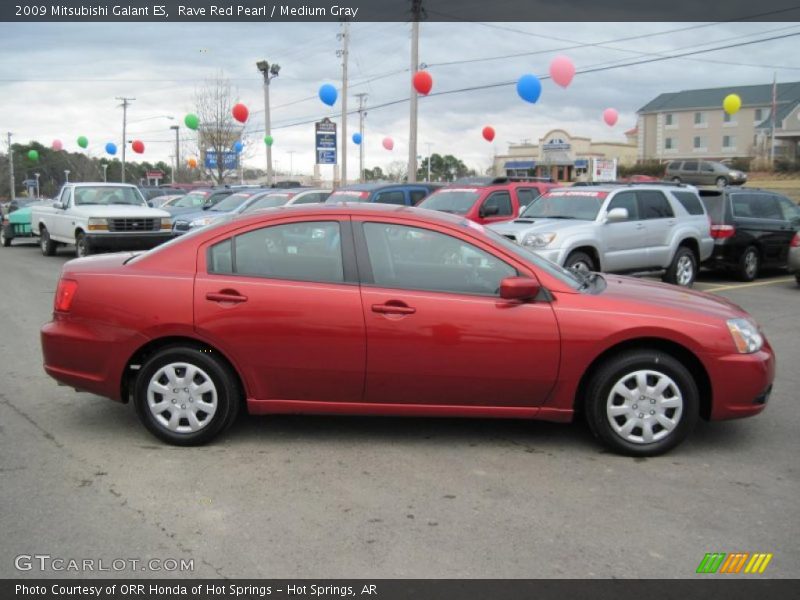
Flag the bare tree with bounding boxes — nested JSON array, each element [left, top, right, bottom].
[[193, 73, 244, 184], [386, 160, 407, 182]]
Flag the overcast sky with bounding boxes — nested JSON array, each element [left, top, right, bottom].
[[1, 21, 799, 177]]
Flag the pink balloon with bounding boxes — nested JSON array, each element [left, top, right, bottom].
[[603, 108, 619, 127], [549, 55, 575, 88], [52, 139, 63, 151], [382, 137, 394, 151]]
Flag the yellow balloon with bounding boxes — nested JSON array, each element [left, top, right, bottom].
[[723, 93, 742, 115]]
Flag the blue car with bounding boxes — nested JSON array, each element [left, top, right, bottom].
[[325, 182, 442, 206]]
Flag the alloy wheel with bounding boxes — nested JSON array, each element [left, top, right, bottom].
[[675, 255, 694, 286]]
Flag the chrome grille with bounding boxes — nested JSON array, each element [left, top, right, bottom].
[[107, 218, 159, 232]]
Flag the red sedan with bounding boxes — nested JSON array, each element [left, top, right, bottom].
[[41, 204, 774, 456]]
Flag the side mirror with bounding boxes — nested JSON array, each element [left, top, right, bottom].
[[605, 207, 628, 223], [499, 276, 541, 302], [480, 205, 500, 218], [53, 201, 65, 210], [147, 201, 154, 207]]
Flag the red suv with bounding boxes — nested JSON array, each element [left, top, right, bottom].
[[41, 204, 773, 456], [417, 179, 557, 225]]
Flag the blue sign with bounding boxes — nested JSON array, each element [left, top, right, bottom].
[[574, 159, 589, 168], [205, 150, 238, 170], [315, 118, 337, 165]]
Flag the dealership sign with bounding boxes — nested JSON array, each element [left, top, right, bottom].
[[315, 118, 337, 165], [205, 150, 238, 170]]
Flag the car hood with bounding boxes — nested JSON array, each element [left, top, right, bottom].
[[599, 274, 748, 321], [164, 206, 206, 217], [174, 209, 228, 223], [68, 205, 169, 218], [489, 217, 595, 237]]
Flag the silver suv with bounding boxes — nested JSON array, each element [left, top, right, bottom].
[[489, 185, 713, 287]]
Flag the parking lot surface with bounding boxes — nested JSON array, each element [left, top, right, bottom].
[[1, 241, 798, 579]]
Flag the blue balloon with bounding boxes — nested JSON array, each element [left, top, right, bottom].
[[516, 74, 542, 104], [352, 133, 362, 145], [233, 140, 243, 153], [105, 142, 117, 155], [319, 83, 338, 107]]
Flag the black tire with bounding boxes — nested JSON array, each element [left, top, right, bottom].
[[0, 226, 11, 247], [715, 176, 728, 188], [584, 350, 699, 456], [134, 345, 241, 446], [75, 232, 92, 258], [737, 246, 759, 282], [40, 227, 56, 256], [671, 176, 681, 183], [565, 250, 596, 274], [795, 273, 800, 286], [663, 246, 697, 287]]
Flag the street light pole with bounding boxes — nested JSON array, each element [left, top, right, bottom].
[[102, 164, 108, 183], [64, 170, 70, 183], [287, 150, 295, 177], [257, 60, 280, 186], [34, 172, 40, 198], [355, 93, 367, 183], [170, 125, 180, 183], [6, 132, 14, 201]]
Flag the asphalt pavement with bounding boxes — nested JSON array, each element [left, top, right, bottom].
[[1, 240, 798, 579]]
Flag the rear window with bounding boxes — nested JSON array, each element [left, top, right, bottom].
[[699, 192, 726, 223], [672, 191, 705, 216], [417, 189, 481, 215]]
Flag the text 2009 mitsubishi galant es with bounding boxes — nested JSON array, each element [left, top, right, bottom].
[[41, 204, 774, 456]]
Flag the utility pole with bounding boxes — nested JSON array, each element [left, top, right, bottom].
[[257, 60, 281, 186], [170, 125, 180, 183], [355, 93, 368, 183], [6, 132, 14, 201], [408, 0, 423, 183], [287, 150, 295, 177], [116, 97, 135, 183], [770, 72, 777, 167], [425, 142, 433, 181], [338, 21, 350, 186]]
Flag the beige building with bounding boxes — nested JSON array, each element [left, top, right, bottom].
[[492, 128, 637, 182], [637, 81, 800, 163]]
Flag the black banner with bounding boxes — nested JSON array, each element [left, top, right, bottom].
[[4, 580, 800, 600], [4, 0, 800, 22]]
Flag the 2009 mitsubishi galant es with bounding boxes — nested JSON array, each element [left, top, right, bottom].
[[41, 204, 774, 456]]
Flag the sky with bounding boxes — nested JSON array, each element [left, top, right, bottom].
[[1, 20, 799, 178]]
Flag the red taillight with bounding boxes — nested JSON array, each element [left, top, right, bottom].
[[710, 224, 735, 239], [54, 279, 78, 312], [791, 233, 800, 248]]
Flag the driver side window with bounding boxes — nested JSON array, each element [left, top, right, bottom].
[[606, 191, 638, 221], [362, 222, 517, 296]]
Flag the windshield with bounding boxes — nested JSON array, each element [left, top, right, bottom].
[[327, 190, 369, 203], [171, 192, 208, 208], [520, 190, 605, 220], [243, 194, 291, 212], [73, 186, 146, 206], [418, 189, 481, 214], [478, 225, 583, 290], [210, 192, 253, 212]]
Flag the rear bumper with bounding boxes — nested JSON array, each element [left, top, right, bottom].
[[706, 242, 741, 269], [788, 247, 800, 274], [86, 232, 172, 250], [41, 316, 149, 402], [706, 346, 775, 420]]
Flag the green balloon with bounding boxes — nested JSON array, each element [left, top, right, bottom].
[[264, 135, 274, 146], [77, 136, 88, 149], [184, 113, 199, 130], [28, 149, 39, 161]]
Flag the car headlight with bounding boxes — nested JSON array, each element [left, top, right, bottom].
[[160, 217, 172, 230], [190, 216, 215, 228], [726, 318, 763, 354], [521, 232, 556, 248], [87, 217, 108, 231]]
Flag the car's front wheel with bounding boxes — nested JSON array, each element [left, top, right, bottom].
[[671, 176, 681, 183], [584, 350, 699, 456], [565, 250, 596, 275], [663, 246, 697, 287], [134, 346, 241, 446], [715, 176, 728, 188], [75, 232, 92, 258]]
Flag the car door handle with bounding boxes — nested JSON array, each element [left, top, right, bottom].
[[372, 303, 416, 315], [206, 290, 248, 303]]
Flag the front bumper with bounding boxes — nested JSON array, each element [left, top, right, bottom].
[[705, 346, 775, 420], [86, 232, 172, 250]]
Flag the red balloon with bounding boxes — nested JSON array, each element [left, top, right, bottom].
[[412, 70, 433, 95], [131, 140, 145, 154], [482, 126, 496, 142], [232, 103, 249, 123]]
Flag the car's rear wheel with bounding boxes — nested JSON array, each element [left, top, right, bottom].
[[663, 247, 697, 287], [134, 346, 241, 446], [795, 273, 800, 286], [565, 250, 596, 274], [0, 227, 10, 247], [671, 176, 681, 183], [715, 176, 728, 188], [738, 246, 759, 281], [75, 232, 92, 258], [584, 350, 699, 456], [40, 227, 56, 256]]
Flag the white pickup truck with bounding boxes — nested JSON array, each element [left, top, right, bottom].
[[31, 183, 173, 257]]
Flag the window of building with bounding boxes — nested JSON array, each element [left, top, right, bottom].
[[664, 137, 675, 150], [694, 112, 706, 125], [693, 136, 707, 150], [665, 113, 674, 126], [723, 135, 736, 149], [755, 108, 764, 122], [723, 112, 736, 124]]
